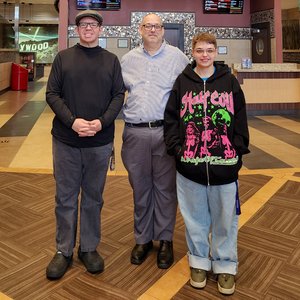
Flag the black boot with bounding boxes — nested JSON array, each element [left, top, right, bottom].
[[131, 241, 153, 265], [46, 251, 73, 280], [157, 240, 174, 269]]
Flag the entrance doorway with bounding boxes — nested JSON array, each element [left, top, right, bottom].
[[163, 23, 184, 51], [251, 22, 271, 63]]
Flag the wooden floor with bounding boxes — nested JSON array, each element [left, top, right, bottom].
[[0, 72, 300, 299]]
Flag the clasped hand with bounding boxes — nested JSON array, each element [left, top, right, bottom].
[[72, 118, 102, 137]]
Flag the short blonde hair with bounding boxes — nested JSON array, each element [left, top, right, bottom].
[[192, 32, 217, 50]]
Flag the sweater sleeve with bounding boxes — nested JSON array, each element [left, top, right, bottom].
[[232, 75, 250, 156], [46, 54, 75, 128], [164, 79, 182, 157], [99, 56, 125, 128]]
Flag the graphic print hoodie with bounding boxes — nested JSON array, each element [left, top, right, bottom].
[[164, 62, 250, 186]]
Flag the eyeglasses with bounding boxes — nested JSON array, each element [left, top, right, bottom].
[[142, 24, 164, 31], [78, 22, 100, 29], [195, 48, 216, 55]]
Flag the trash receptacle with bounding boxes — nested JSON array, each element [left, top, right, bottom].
[[11, 63, 28, 91]]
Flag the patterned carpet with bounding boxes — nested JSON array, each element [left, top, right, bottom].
[[0, 172, 299, 299]]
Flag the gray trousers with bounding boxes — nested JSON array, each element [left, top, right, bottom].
[[121, 126, 177, 244], [52, 137, 112, 256]]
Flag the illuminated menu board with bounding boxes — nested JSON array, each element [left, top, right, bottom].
[[77, 0, 121, 10], [203, 0, 244, 14]]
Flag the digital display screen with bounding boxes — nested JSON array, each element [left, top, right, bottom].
[[203, 0, 244, 14], [76, 0, 121, 10]]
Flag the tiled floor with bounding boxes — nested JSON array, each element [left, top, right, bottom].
[[1, 81, 300, 173], [0, 73, 300, 299]]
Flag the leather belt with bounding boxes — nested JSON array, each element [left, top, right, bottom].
[[125, 120, 164, 128]]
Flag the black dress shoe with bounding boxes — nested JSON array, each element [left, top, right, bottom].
[[46, 251, 73, 280], [131, 241, 153, 265], [157, 240, 174, 269], [78, 247, 104, 274]]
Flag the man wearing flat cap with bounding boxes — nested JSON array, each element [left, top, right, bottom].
[[46, 10, 125, 280]]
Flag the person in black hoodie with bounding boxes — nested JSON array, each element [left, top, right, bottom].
[[164, 32, 250, 295], [45, 10, 125, 280]]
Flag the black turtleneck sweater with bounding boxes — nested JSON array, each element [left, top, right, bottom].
[[46, 43, 125, 148]]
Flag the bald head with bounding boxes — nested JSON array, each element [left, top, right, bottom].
[[141, 13, 163, 26], [139, 13, 165, 51]]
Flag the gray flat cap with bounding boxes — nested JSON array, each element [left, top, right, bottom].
[[75, 10, 103, 26]]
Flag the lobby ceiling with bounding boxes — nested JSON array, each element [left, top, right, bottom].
[[4, 0, 299, 10]]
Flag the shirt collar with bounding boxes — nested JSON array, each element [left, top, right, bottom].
[[141, 40, 167, 57]]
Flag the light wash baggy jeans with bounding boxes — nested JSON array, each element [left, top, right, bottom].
[[176, 171, 239, 275]]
